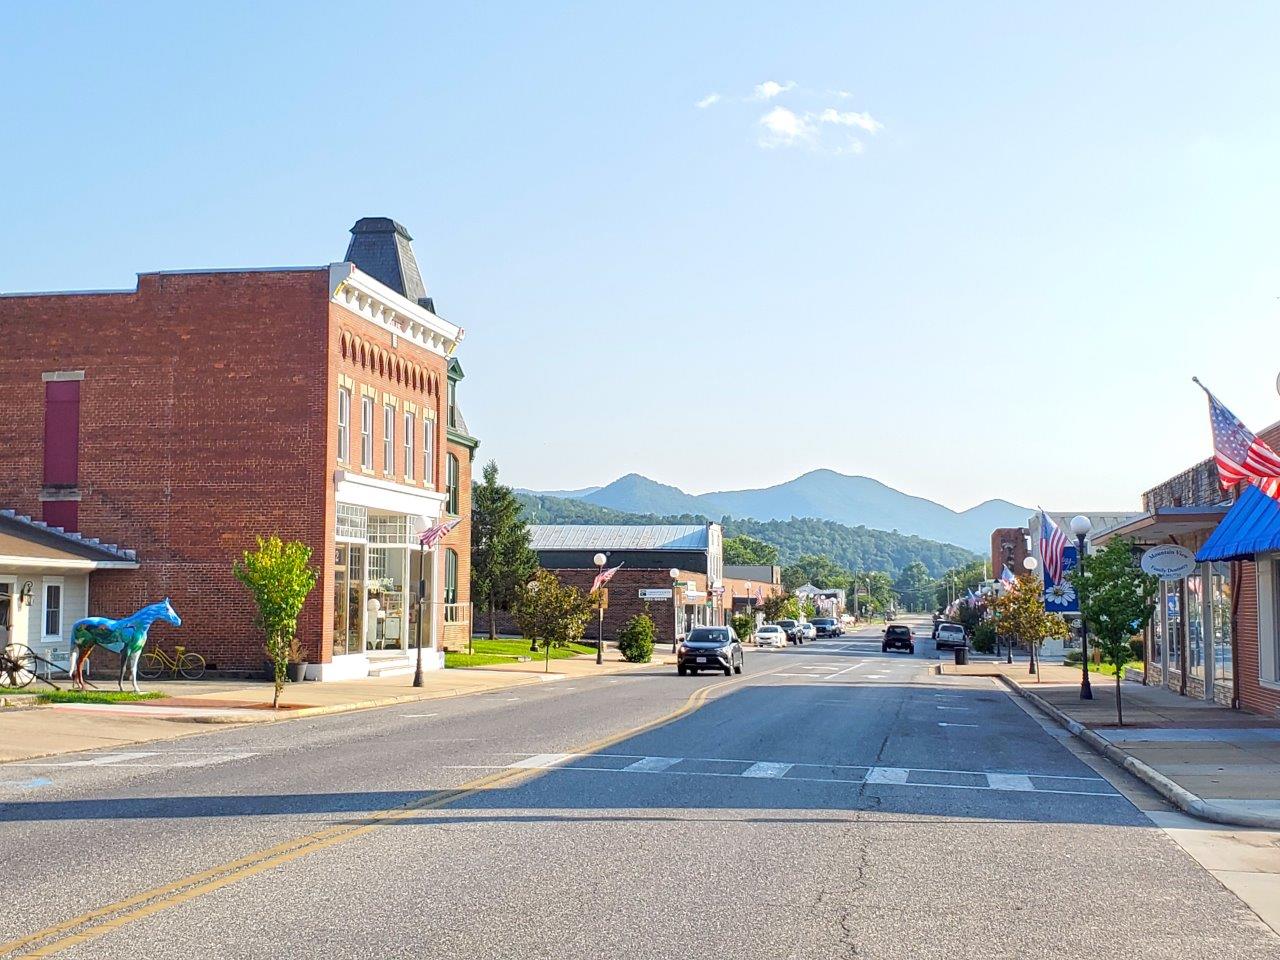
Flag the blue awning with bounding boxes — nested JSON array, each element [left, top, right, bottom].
[[1196, 484, 1280, 562]]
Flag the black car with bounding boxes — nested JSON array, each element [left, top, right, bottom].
[[882, 623, 915, 655], [677, 626, 745, 676], [811, 617, 842, 638], [776, 619, 803, 644]]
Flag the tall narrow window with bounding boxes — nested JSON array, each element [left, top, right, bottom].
[[445, 548, 459, 605], [43, 376, 82, 531], [423, 418, 435, 486], [42, 579, 63, 639], [447, 379, 457, 428], [446, 453, 459, 515], [337, 388, 351, 463], [383, 404, 395, 475], [360, 396, 373, 469], [403, 412, 415, 480]]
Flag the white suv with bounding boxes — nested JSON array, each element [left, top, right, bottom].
[[935, 623, 967, 650]]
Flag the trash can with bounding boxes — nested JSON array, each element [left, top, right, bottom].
[[954, 646, 969, 666]]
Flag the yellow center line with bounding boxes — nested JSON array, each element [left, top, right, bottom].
[[2, 662, 786, 958]]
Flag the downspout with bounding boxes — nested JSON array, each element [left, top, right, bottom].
[[1230, 558, 1242, 710]]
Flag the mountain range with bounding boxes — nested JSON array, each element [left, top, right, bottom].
[[521, 470, 1029, 552]]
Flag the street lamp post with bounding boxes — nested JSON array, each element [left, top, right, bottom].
[[669, 567, 681, 653], [1022, 555, 1039, 675], [413, 539, 426, 687], [593, 552, 607, 666], [1070, 515, 1094, 700]]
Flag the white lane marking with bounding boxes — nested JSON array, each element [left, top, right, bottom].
[[404, 713, 438, 718], [622, 756, 681, 773], [505, 698, 521, 701], [822, 663, 867, 680], [866, 766, 910, 784], [938, 722, 979, 728], [987, 773, 1036, 791], [936, 706, 972, 712], [862, 674, 887, 679], [742, 761, 794, 778], [78, 752, 162, 766], [10, 751, 257, 769], [509, 753, 577, 769]]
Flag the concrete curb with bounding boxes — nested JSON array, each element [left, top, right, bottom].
[[996, 675, 1280, 831]]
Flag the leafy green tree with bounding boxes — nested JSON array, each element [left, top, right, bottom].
[[1071, 538, 1159, 724], [233, 536, 319, 708], [723, 534, 779, 566], [617, 612, 655, 663], [471, 460, 539, 644], [731, 612, 756, 642], [993, 573, 1069, 674], [894, 561, 936, 612], [782, 554, 852, 591], [513, 570, 593, 669]]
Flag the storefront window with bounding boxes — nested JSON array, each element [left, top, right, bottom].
[[1165, 581, 1182, 673], [333, 544, 366, 658], [445, 548, 458, 605], [367, 546, 406, 650], [1211, 562, 1233, 691], [1186, 572, 1205, 680]]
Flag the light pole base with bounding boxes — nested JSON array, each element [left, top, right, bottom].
[[1080, 678, 1093, 700]]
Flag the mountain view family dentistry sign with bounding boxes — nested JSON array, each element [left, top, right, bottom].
[[1140, 544, 1198, 581]]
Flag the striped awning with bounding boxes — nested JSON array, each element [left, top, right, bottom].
[[1196, 484, 1280, 562]]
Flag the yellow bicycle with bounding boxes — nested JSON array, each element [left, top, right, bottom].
[[137, 645, 206, 680]]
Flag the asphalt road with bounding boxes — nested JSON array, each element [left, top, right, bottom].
[[2, 620, 1276, 959]]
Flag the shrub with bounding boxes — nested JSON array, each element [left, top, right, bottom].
[[731, 613, 756, 642], [233, 536, 318, 708], [970, 621, 996, 654], [1128, 636, 1145, 663], [616, 613, 655, 663], [1064, 649, 1083, 665]]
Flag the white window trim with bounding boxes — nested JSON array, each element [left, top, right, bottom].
[[360, 396, 374, 469], [42, 577, 64, 641], [423, 416, 435, 488], [337, 388, 351, 463], [403, 412, 415, 481], [383, 404, 395, 476]]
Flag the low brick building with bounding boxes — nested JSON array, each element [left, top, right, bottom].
[[493, 524, 725, 648], [0, 217, 476, 679]]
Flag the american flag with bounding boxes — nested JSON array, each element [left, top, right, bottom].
[[591, 563, 623, 592], [418, 517, 461, 549], [1040, 511, 1069, 586], [999, 565, 1017, 589], [1199, 380, 1280, 500]]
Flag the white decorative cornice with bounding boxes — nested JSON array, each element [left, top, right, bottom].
[[329, 263, 465, 358]]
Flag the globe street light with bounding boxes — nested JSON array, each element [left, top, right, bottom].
[[1022, 555, 1039, 676], [1070, 515, 1094, 700], [593, 552, 607, 665], [669, 567, 681, 653]]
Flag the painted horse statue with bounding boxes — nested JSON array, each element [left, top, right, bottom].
[[69, 599, 182, 692]]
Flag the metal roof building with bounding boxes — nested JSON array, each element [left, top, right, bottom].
[[528, 525, 711, 553]]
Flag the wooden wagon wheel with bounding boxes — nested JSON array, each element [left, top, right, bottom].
[[2, 644, 38, 689]]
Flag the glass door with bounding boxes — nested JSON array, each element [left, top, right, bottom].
[[332, 544, 366, 657]]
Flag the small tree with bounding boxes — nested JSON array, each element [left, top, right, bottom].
[[993, 573, 1068, 677], [512, 570, 592, 671], [1071, 538, 1158, 725], [233, 536, 319, 708], [471, 460, 538, 645], [731, 611, 756, 642], [617, 611, 655, 663]]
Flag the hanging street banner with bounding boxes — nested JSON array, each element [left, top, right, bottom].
[[1043, 544, 1080, 614]]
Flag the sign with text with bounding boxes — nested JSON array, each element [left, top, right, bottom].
[[638, 588, 673, 600], [1141, 545, 1197, 581], [1043, 545, 1080, 614]]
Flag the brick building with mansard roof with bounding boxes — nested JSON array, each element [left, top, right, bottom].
[[0, 217, 476, 679]]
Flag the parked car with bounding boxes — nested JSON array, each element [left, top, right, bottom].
[[798, 621, 817, 642], [811, 617, 842, 638], [935, 622, 967, 650], [776, 619, 803, 644], [755, 623, 787, 648], [881, 623, 915, 655], [677, 626, 745, 676]]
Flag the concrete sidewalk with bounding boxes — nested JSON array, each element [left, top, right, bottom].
[[942, 661, 1280, 828], [0, 651, 673, 764]]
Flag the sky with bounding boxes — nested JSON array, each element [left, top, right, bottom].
[[4, 2, 1280, 513]]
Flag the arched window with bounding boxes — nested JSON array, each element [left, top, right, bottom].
[[446, 453, 459, 515], [444, 548, 458, 605]]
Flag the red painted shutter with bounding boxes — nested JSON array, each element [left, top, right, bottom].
[[43, 381, 80, 487]]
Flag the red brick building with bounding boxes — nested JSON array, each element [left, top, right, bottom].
[[0, 217, 476, 679]]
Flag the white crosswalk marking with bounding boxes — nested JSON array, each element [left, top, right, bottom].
[[986, 773, 1036, 791], [741, 761, 793, 778], [622, 756, 681, 773], [509, 753, 576, 769], [866, 766, 910, 784]]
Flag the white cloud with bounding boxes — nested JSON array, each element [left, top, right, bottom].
[[757, 106, 817, 148], [696, 93, 721, 109], [818, 108, 883, 133], [828, 89, 855, 99], [753, 80, 796, 101]]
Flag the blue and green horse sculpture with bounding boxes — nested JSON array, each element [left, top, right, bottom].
[[69, 599, 182, 692]]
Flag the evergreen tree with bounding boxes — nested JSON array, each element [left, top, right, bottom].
[[471, 461, 539, 642]]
